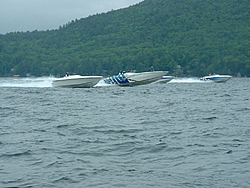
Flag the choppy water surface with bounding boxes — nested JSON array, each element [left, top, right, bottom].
[[0, 77, 249, 187]]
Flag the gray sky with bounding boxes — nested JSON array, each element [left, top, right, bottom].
[[0, 0, 143, 34]]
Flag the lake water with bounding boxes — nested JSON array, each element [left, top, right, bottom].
[[0, 77, 249, 187]]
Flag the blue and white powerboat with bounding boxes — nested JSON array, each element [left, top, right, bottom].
[[52, 75, 103, 88], [155, 76, 174, 83], [104, 71, 168, 86], [200, 74, 232, 83]]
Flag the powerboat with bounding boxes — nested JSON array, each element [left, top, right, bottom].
[[52, 75, 103, 88], [200, 74, 232, 83], [104, 71, 168, 86], [155, 76, 174, 83]]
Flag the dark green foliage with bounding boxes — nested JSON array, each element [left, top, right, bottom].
[[0, 0, 249, 77]]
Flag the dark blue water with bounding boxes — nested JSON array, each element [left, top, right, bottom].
[[0, 77, 249, 187]]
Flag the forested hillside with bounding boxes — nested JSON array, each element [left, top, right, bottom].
[[0, 0, 249, 77]]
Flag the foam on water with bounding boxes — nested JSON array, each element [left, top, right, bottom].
[[170, 77, 212, 83], [94, 79, 118, 87], [0, 77, 55, 87], [0, 77, 116, 88]]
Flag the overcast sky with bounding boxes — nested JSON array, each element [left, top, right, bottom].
[[0, 0, 143, 34]]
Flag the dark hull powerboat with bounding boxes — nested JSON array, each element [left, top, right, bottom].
[[155, 76, 174, 83]]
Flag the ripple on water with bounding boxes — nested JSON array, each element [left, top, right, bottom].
[[0, 78, 250, 187]]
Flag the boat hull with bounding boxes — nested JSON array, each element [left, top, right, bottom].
[[104, 71, 169, 86], [52, 75, 103, 88], [200, 75, 232, 83]]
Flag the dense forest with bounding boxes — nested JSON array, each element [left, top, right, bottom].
[[0, 0, 249, 77]]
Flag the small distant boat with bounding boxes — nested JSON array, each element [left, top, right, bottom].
[[200, 74, 232, 83], [155, 76, 174, 83], [52, 75, 103, 88], [104, 71, 169, 86]]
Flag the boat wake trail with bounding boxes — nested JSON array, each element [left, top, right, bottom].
[[0, 77, 55, 87], [170, 77, 211, 83]]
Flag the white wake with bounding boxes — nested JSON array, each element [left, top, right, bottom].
[[0, 77, 55, 87]]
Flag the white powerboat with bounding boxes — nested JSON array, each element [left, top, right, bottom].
[[52, 75, 103, 88], [104, 71, 168, 86], [155, 76, 174, 83], [200, 74, 232, 83]]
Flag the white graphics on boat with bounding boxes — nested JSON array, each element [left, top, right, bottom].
[[104, 71, 169, 86]]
